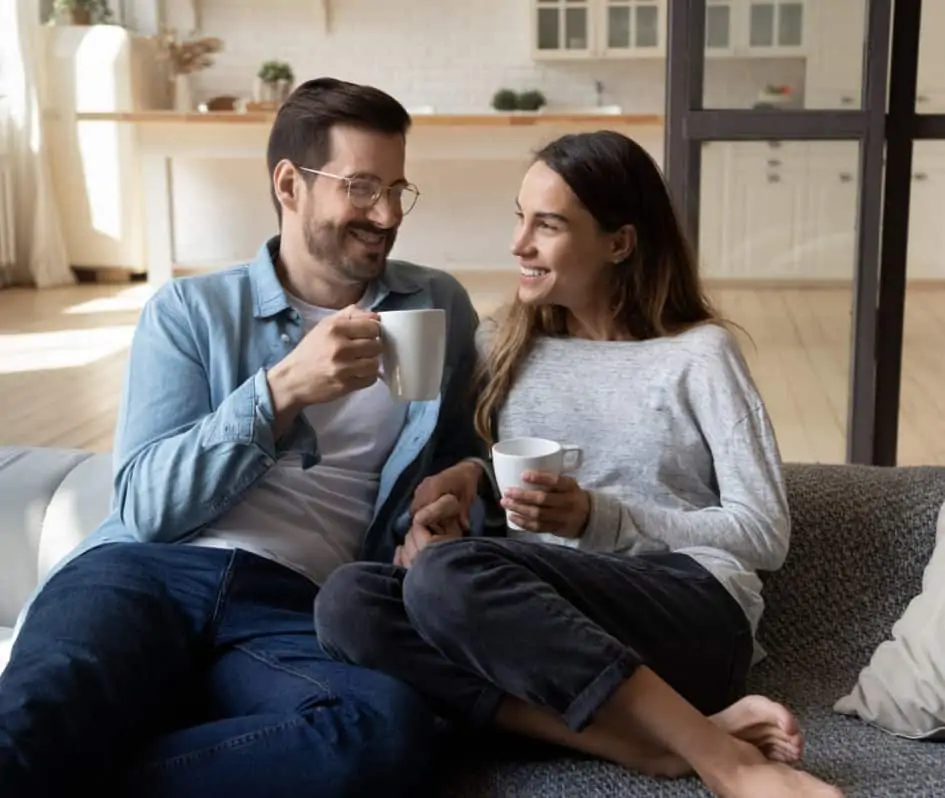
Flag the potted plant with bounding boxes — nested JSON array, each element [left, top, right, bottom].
[[255, 61, 295, 106], [52, 0, 113, 25], [517, 89, 547, 112], [491, 88, 518, 112]]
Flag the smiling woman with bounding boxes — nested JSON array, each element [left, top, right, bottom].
[[315, 129, 844, 798]]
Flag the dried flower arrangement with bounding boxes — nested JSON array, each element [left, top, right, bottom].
[[155, 29, 224, 76]]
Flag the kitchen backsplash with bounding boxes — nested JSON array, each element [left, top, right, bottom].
[[160, 0, 806, 112]]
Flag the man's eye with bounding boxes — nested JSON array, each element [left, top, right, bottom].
[[349, 181, 378, 199]]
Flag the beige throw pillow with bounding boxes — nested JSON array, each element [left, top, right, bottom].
[[834, 501, 945, 739]]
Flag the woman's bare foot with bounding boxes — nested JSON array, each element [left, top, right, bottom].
[[711, 695, 803, 763], [613, 694, 802, 777], [708, 738, 843, 798]]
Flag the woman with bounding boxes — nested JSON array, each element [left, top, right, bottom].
[[315, 131, 842, 798]]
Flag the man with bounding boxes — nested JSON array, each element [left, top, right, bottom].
[[0, 77, 484, 797]]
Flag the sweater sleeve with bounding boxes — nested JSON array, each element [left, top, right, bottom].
[[579, 330, 790, 573]]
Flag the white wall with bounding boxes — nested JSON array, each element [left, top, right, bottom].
[[157, 0, 804, 270], [178, 0, 803, 112]]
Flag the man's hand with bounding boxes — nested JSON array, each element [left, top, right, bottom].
[[394, 494, 466, 569], [410, 461, 482, 527], [501, 470, 590, 539], [266, 305, 382, 436]]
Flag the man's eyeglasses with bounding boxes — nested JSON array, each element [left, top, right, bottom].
[[297, 166, 420, 216]]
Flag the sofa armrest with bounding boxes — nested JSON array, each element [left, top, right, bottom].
[[0, 447, 107, 627]]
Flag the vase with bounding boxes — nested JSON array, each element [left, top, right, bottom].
[[173, 74, 193, 112], [275, 79, 293, 103], [71, 8, 91, 24]]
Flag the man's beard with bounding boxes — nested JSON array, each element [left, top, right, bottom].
[[303, 218, 396, 283]]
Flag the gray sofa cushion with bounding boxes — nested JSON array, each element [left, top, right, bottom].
[[436, 463, 945, 797]]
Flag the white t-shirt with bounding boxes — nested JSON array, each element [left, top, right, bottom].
[[192, 289, 408, 584]]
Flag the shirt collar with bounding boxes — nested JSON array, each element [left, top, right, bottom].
[[249, 235, 422, 319]]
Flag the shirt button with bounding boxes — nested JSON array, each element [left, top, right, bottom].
[[280, 333, 290, 343]]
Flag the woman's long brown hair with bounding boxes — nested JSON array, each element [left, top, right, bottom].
[[474, 131, 729, 445]]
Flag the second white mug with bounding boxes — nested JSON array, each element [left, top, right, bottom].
[[491, 436, 583, 532]]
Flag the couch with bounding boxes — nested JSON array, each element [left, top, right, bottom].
[[2, 445, 944, 796]]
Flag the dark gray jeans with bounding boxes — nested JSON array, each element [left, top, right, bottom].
[[315, 538, 753, 733]]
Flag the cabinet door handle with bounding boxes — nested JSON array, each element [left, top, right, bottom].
[[768, 141, 783, 149], [917, 94, 930, 103], [767, 159, 782, 167], [839, 172, 853, 183], [767, 173, 781, 183], [914, 172, 928, 181], [841, 95, 855, 105]]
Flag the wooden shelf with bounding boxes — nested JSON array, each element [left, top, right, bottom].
[[75, 110, 665, 127]]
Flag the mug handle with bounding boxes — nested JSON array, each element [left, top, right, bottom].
[[561, 445, 582, 472]]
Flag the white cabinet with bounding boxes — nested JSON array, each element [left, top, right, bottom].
[[531, 0, 664, 59], [804, 146, 860, 279], [699, 143, 860, 281], [705, 0, 807, 58], [601, 0, 664, 57], [531, 0, 808, 59], [705, 0, 736, 56], [906, 148, 945, 279], [806, 0, 945, 111], [533, 0, 594, 58], [698, 142, 945, 282], [722, 143, 809, 278], [744, 0, 805, 55], [698, 143, 729, 277]]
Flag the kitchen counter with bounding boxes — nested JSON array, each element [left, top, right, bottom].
[[76, 110, 664, 127], [76, 108, 664, 286]]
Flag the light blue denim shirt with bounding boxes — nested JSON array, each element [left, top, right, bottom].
[[36, 237, 485, 593]]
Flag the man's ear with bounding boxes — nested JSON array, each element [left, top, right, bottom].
[[273, 159, 302, 216], [611, 224, 637, 263]]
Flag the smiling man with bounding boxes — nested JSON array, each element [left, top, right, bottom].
[[0, 78, 483, 798]]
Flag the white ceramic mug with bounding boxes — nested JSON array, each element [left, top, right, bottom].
[[491, 437, 583, 531], [378, 308, 447, 401]]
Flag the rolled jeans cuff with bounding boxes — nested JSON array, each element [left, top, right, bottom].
[[468, 684, 506, 728], [561, 649, 641, 732]]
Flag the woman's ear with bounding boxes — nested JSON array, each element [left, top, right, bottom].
[[273, 159, 301, 216], [610, 224, 637, 264]]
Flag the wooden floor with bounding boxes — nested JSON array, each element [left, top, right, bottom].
[[1, 276, 942, 465]]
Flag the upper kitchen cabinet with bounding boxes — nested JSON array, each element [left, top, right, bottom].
[[601, 0, 664, 58], [744, 0, 805, 55], [531, 0, 665, 60], [705, 0, 736, 55], [533, 0, 594, 58], [705, 0, 807, 58]]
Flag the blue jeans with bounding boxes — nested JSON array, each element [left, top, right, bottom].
[[0, 543, 438, 798]]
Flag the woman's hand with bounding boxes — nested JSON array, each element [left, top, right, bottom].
[[410, 460, 482, 527], [395, 494, 466, 569], [500, 471, 591, 539]]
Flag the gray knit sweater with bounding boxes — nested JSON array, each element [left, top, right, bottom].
[[488, 321, 791, 638]]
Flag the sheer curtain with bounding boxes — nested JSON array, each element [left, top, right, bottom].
[[0, 0, 73, 288]]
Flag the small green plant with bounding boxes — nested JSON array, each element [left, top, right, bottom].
[[52, 0, 113, 24], [516, 89, 547, 111], [491, 88, 518, 111], [258, 60, 294, 84]]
